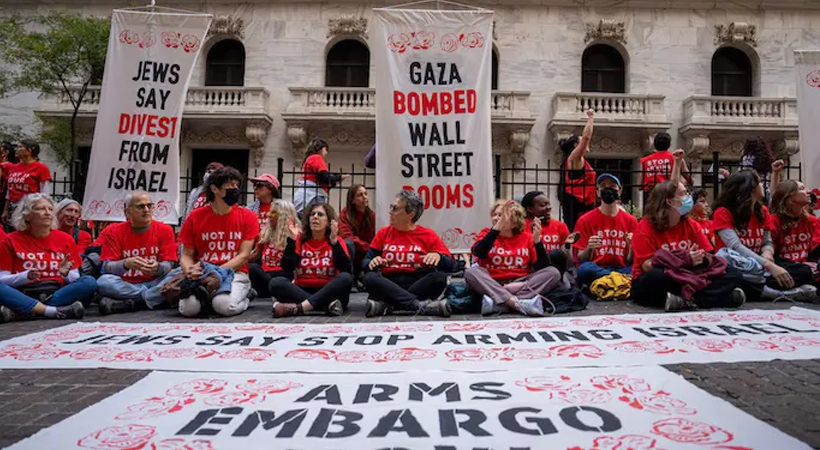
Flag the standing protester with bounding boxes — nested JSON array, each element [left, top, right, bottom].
[[270, 202, 353, 317], [363, 190, 454, 317], [55, 199, 93, 255], [178, 167, 258, 317], [247, 173, 281, 230], [294, 138, 347, 216], [768, 180, 820, 291], [0, 194, 94, 322], [559, 109, 596, 231], [740, 136, 775, 200], [339, 184, 376, 280], [3, 140, 51, 223], [183, 162, 223, 222], [639, 133, 694, 196], [248, 199, 299, 298], [521, 190, 573, 274], [97, 191, 178, 315]]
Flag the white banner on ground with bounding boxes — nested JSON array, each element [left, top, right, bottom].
[[2, 308, 820, 372], [5, 367, 809, 450], [82, 9, 212, 224], [795, 50, 820, 197], [373, 8, 494, 251]]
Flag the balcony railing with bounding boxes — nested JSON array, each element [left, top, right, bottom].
[[551, 92, 668, 126], [682, 96, 798, 128]]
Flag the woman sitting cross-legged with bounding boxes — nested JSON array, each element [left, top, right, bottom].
[[768, 179, 819, 296], [270, 201, 353, 317], [465, 200, 562, 316], [631, 180, 746, 311], [248, 199, 299, 298], [363, 189, 454, 317]]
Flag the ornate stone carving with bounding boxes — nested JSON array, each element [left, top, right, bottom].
[[492, 130, 510, 152], [245, 122, 269, 168], [710, 139, 745, 158], [685, 134, 710, 158], [327, 15, 368, 39], [774, 134, 800, 158], [182, 128, 244, 145], [509, 129, 530, 153], [208, 16, 245, 40], [591, 136, 640, 155], [510, 153, 526, 169], [287, 125, 310, 162], [584, 20, 627, 45], [715, 22, 757, 47]]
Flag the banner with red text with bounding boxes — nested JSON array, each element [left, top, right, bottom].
[[373, 9, 494, 251], [795, 51, 820, 204], [5, 367, 810, 450], [82, 9, 212, 224]]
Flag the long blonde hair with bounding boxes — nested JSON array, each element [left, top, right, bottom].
[[259, 199, 298, 249]]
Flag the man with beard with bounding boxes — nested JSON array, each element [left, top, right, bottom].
[[55, 199, 93, 255]]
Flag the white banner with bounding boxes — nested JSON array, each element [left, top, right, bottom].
[[82, 10, 212, 224], [5, 367, 809, 450], [373, 9, 494, 251], [2, 308, 820, 372], [795, 50, 820, 197]]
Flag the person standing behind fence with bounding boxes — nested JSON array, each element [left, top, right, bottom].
[[640, 133, 673, 197], [559, 109, 596, 231], [182, 162, 223, 222], [248, 199, 298, 298], [293, 138, 347, 216], [521, 190, 574, 274], [55, 199, 93, 255], [3, 140, 51, 224], [247, 173, 281, 230], [339, 184, 375, 281]]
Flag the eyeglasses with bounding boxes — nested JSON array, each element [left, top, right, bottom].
[[309, 210, 326, 218], [389, 204, 402, 212], [132, 203, 154, 210]]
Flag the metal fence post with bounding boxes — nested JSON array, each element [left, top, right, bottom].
[[494, 154, 501, 199], [712, 150, 720, 200]]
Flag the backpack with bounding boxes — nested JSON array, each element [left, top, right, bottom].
[[543, 285, 589, 314], [444, 280, 479, 313]]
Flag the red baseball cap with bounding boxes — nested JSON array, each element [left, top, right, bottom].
[[205, 162, 224, 171], [250, 173, 281, 191]]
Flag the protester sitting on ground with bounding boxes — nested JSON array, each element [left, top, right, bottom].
[[768, 179, 820, 293], [574, 173, 638, 288], [96, 191, 178, 315], [558, 109, 596, 231], [294, 138, 347, 215], [3, 140, 51, 223], [177, 166, 258, 317], [363, 189, 454, 317], [520, 190, 574, 274], [631, 180, 746, 311], [270, 202, 353, 318], [689, 188, 713, 243], [465, 199, 562, 316], [339, 184, 376, 281], [713, 170, 815, 302], [55, 199, 93, 255], [0, 194, 93, 322], [248, 199, 298, 298], [0, 141, 13, 226], [247, 173, 281, 230], [183, 162, 223, 222]]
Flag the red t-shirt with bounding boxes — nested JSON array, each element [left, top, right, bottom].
[[302, 154, 330, 191], [0, 230, 80, 285], [60, 227, 93, 255], [0, 228, 7, 244], [474, 228, 537, 281], [179, 206, 259, 273], [370, 225, 451, 275], [339, 208, 376, 256], [294, 237, 349, 288], [564, 159, 597, 205], [712, 206, 772, 254], [692, 217, 713, 241], [769, 215, 820, 263], [0, 161, 12, 185], [256, 202, 271, 231], [631, 217, 713, 279], [573, 208, 638, 268], [640, 151, 675, 192], [526, 218, 569, 252], [258, 242, 285, 273], [191, 191, 209, 211], [101, 221, 178, 283], [6, 162, 51, 202]]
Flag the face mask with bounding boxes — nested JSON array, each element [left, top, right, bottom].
[[600, 188, 619, 205], [223, 188, 241, 206], [676, 195, 694, 216]]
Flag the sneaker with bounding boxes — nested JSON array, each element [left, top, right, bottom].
[[327, 299, 343, 317], [763, 285, 818, 303], [481, 295, 508, 316], [516, 296, 545, 317], [272, 302, 300, 318], [664, 293, 687, 312], [99, 297, 136, 316], [365, 299, 391, 318], [792, 285, 818, 302], [247, 288, 258, 301], [0, 306, 13, 323], [730, 287, 746, 308], [417, 299, 451, 317], [55, 301, 85, 320]]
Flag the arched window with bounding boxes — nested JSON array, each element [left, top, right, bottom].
[[205, 39, 245, 87], [491, 49, 499, 90], [712, 47, 753, 97], [326, 40, 370, 87], [581, 44, 626, 93]]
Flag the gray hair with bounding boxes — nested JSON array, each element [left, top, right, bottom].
[[11, 193, 56, 232], [397, 189, 424, 223], [54, 198, 81, 217], [124, 191, 151, 210]]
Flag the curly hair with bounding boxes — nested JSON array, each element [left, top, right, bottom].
[[644, 181, 683, 231], [12, 193, 56, 232], [742, 136, 774, 175], [714, 170, 764, 230], [491, 199, 526, 235], [301, 201, 338, 239], [204, 166, 243, 202], [259, 199, 299, 249], [305, 137, 329, 158]]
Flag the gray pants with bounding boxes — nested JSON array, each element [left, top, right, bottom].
[[465, 266, 561, 304]]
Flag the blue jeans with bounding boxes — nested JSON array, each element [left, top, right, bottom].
[[578, 262, 632, 286], [0, 276, 97, 313], [97, 274, 165, 308]]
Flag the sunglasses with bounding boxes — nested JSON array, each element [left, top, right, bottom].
[[132, 203, 154, 210], [389, 204, 403, 212]]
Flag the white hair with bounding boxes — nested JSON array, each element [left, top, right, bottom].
[[124, 191, 151, 210], [54, 198, 81, 217], [12, 193, 56, 232]]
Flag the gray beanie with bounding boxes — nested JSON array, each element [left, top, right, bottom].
[[55, 198, 81, 217]]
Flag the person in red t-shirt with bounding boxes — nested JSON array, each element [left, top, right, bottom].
[[339, 184, 376, 281], [249, 199, 299, 298], [270, 202, 353, 317], [182, 162, 223, 223], [574, 173, 638, 288], [465, 200, 561, 316], [178, 167, 259, 317], [713, 170, 815, 302], [3, 140, 51, 223], [96, 191, 178, 315], [559, 109, 596, 231], [293, 138, 347, 216], [55, 199, 93, 255], [769, 180, 820, 290], [690, 188, 714, 245], [0, 194, 92, 322], [0, 141, 13, 225], [363, 190, 455, 317], [631, 180, 745, 311], [247, 173, 281, 231], [521, 190, 575, 274]]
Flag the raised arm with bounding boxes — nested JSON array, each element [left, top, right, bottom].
[[567, 109, 594, 170]]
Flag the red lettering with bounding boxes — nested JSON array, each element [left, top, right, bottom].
[[440, 92, 453, 114], [394, 91, 406, 114], [467, 90, 476, 113], [454, 90, 466, 114], [446, 184, 461, 208], [463, 183, 474, 207]]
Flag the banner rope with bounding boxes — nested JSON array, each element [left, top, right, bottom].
[[383, 0, 490, 11]]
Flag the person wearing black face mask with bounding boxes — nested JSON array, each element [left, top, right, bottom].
[[177, 166, 259, 317]]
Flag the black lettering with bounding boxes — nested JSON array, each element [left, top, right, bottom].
[[433, 335, 462, 345], [649, 327, 688, 338], [408, 123, 427, 147], [470, 382, 512, 401], [770, 323, 820, 334], [158, 335, 189, 345], [439, 409, 491, 437], [355, 336, 382, 346], [260, 336, 288, 347], [553, 330, 590, 342], [223, 337, 254, 346], [306, 408, 362, 438], [742, 323, 789, 335], [299, 336, 328, 347], [560, 406, 621, 433], [387, 335, 413, 346], [232, 409, 308, 438], [716, 325, 760, 336], [497, 333, 536, 344], [537, 331, 557, 342], [353, 384, 399, 404], [680, 326, 726, 337], [401, 154, 414, 177], [332, 336, 353, 346], [465, 334, 493, 345], [409, 382, 460, 402], [368, 409, 429, 438], [499, 407, 557, 436], [64, 334, 106, 344], [588, 330, 622, 340], [294, 385, 342, 405], [632, 327, 657, 338], [195, 335, 230, 346], [177, 407, 243, 436]]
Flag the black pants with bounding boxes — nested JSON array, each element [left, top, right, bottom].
[[561, 193, 593, 232], [363, 271, 447, 310], [632, 266, 744, 309], [740, 259, 815, 302], [269, 272, 353, 310], [548, 249, 568, 275], [248, 263, 291, 298]]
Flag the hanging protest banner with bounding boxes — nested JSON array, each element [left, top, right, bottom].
[[82, 9, 212, 224], [2, 308, 820, 372], [795, 50, 820, 206], [5, 367, 809, 450], [372, 8, 494, 251]]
